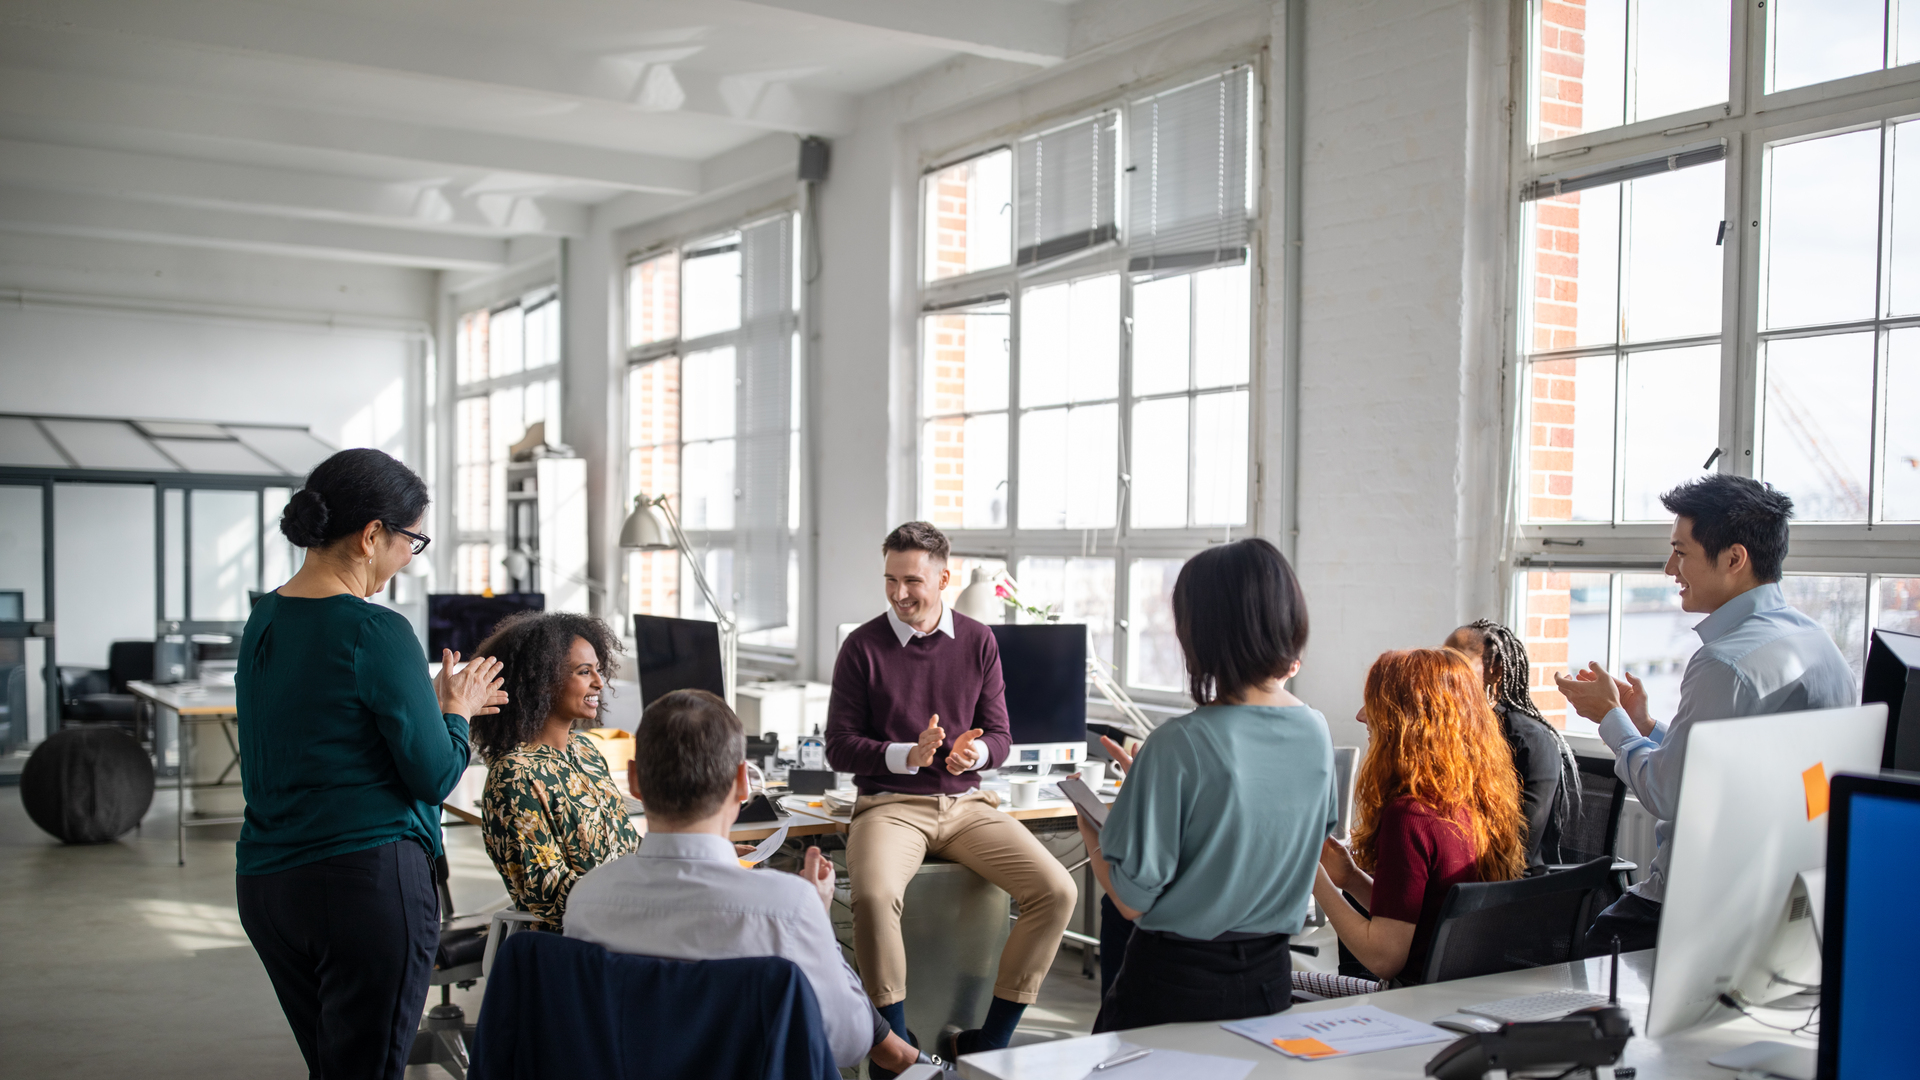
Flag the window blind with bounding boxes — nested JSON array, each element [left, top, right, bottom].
[[1017, 112, 1119, 268], [732, 214, 795, 633], [1127, 67, 1254, 274], [1519, 142, 1727, 202]]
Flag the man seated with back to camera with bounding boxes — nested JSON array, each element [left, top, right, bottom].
[[825, 522, 1077, 1065], [1556, 474, 1855, 952], [564, 690, 944, 1075]]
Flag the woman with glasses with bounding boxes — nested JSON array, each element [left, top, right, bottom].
[[235, 448, 506, 1080]]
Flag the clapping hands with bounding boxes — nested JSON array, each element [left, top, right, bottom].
[[435, 650, 508, 719]]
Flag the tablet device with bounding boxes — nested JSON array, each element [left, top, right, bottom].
[[1058, 776, 1109, 829]]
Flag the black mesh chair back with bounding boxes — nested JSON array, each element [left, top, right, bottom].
[[1557, 756, 1627, 865], [105, 641, 155, 694], [1421, 856, 1613, 984]]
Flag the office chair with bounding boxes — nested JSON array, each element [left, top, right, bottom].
[[1421, 856, 1614, 984], [1546, 756, 1637, 902], [58, 641, 155, 741], [408, 855, 530, 1080], [468, 931, 839, 1080]]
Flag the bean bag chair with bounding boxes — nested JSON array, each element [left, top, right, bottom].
[[21, 726, 155, 843]]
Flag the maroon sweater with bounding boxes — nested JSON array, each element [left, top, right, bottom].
[[1368, 796, 1484, 984], [824, 612, 1011, 796]]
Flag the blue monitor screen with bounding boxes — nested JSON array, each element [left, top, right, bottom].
[[1837, 792, 1920, 1077]]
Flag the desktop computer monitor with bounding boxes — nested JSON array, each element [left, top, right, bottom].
[[1861, 628, 1920, 770], [427, 593, 544, 657], [989, 623, 1087, 768], [1817, 771, 1920, 1080], [632, 613, 725, 708], [1647, 703, 1887, 1038]]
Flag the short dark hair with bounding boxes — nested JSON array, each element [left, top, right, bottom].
[[1172, 538, 1310, 705], [881, 521, 949, 563], [468, 612, 623, 763], [279, 448, 430, 549], [631, 690, 743, 821], [1659, 475, 1794, 582]]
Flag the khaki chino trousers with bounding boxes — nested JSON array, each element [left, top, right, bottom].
[[846, 790, 1077, 1007]]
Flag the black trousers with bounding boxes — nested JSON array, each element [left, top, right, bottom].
[[237, 840, 438, 1080], [1097, 895, 1135, 1002], [1585, 891, 1662, 954], [1094, 927, 1293, 1032]]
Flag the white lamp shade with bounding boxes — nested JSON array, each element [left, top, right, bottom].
[[619, 495, 673, 550], [953, 567, 1003, 623]]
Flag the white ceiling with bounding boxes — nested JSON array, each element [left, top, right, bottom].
[[0, 0, 1077, 271]]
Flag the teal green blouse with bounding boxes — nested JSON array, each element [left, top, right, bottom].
[[235, 592, 471, 876], [1100, 704, 1338, 939]]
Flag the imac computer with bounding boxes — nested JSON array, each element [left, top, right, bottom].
[[632, 613, 725, 709], [989, 623, 1087, 769], [1817, 771, 1920, 1079], [1861, 627, 1920, 770], [428, 592, 544, 657], [1647, 703, 1887, 1040]]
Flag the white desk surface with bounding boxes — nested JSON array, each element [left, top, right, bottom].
[[958, 951, 1811, 1080], [125, 679, 237, 715]]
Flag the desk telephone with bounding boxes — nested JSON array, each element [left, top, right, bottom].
[[1425, 937, 1635, 1080]]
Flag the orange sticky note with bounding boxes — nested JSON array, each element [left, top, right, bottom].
[[1803, 763, 1829, 821], [1274, 1038, 1340, 1058]]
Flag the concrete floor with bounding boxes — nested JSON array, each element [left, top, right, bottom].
[[0, 785, 1101, 1078]]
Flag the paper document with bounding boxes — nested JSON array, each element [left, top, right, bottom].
[[1221, 1005, 1453, 1059], [1082, 1048, 1256, 1080], [738, 824, 788, 866]]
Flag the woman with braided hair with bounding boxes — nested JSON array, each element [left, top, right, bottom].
[[1442, 619, 1580, 868]]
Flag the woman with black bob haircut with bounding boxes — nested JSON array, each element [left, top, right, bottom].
[[472, 611, 641, 930], [235, 448, 506, 1080], [1078, 538, 1339, 1030]]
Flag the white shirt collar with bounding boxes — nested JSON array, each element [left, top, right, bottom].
[[885, 603, 954, 647], [634, 831, 736, 863]]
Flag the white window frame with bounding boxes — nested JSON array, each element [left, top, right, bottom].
[[623, 211, 803, 662], [915, 63, 1266, 705], [1505, 1, 1920, 669]]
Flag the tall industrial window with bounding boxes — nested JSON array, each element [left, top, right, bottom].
[[625, 213, 800, 650], [1513, 1, 1920, 734], [915, 65, 1258, 700], [453, 289, 560, 594]]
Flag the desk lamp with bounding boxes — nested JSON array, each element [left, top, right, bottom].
[[619, 493, 736, 705]]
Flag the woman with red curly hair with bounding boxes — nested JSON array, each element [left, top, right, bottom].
[[1313, 648, 1526, 984]]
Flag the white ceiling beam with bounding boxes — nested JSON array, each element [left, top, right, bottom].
[[729, 0, 1067, 65], [0, 65, 703, 195], [0, 7, 857, 137], [0, 188, 507, 271], [594, 134, 801, 235], [0, 139, 588, 237]]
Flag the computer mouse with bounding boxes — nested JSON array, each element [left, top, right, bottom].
[[1432, 1013, 1503, 1034]]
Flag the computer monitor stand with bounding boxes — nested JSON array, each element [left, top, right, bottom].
[[1702, 868, 1825, 1080]]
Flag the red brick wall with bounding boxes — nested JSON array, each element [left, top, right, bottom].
[[925, 165, 977, 528], [629, 356, 681, 615]]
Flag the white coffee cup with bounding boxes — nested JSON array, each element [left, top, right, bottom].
[[1079, 761, 1106, 787], [1009, 777, 1041, 809]]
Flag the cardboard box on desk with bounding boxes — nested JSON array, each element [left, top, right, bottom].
[[583, 727, 634, 777]]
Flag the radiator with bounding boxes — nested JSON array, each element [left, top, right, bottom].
[[1615, 796, 1659, 885]]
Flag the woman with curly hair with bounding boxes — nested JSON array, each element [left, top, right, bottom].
[[1313, 649, 1526, 984], [474, 612, 639, 930], [1443, 619, 1580, 867]]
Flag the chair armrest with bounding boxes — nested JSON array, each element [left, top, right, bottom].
[[481, 910, 542, 978]]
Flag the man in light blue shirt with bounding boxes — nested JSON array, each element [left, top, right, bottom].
[[1558, 475, 1855, 951]]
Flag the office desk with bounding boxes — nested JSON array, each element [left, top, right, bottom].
[[126, 680, 241, 867], [958, 949, 1809, 1079]]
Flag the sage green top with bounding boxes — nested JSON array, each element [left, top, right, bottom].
[[235, 592, 471, 875]]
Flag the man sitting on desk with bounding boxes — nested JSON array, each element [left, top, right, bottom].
[[1557, 475, 1855, 953], [825, 522, 1077, 1063], [565, 690, 938, 1075]]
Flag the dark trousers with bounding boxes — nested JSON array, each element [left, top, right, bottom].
[[1094, 928, 1292, 1032], [237, 840, 438, 1080], [1585, 891, 1662, 954], [1097, 894, 1134, 1002]]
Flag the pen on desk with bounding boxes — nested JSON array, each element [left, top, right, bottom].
[[1092, 1048, 1152, 1070]]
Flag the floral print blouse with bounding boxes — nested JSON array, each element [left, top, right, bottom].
[[480, 732, 641, 930]]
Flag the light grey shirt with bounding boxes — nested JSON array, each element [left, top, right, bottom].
[[564, 832, 880, 1067], [1597, 583, 1856, 903]]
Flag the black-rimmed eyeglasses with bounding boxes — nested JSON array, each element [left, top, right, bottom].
[[386, 522, 431, 555]]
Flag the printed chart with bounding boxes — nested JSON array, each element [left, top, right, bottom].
[[1221, 1005, 1454, 1059]]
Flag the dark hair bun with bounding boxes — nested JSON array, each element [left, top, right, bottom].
[[280, 489, 331, 548]]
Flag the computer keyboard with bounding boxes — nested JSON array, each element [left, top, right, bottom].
[[1459, 989, 1611, 1023]]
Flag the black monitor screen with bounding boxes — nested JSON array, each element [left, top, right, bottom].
[[989, 623, 1087, 745], [633, 614, 725, 707], [1863, 628, 1920, 770], [428, 593, 544, 657]]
